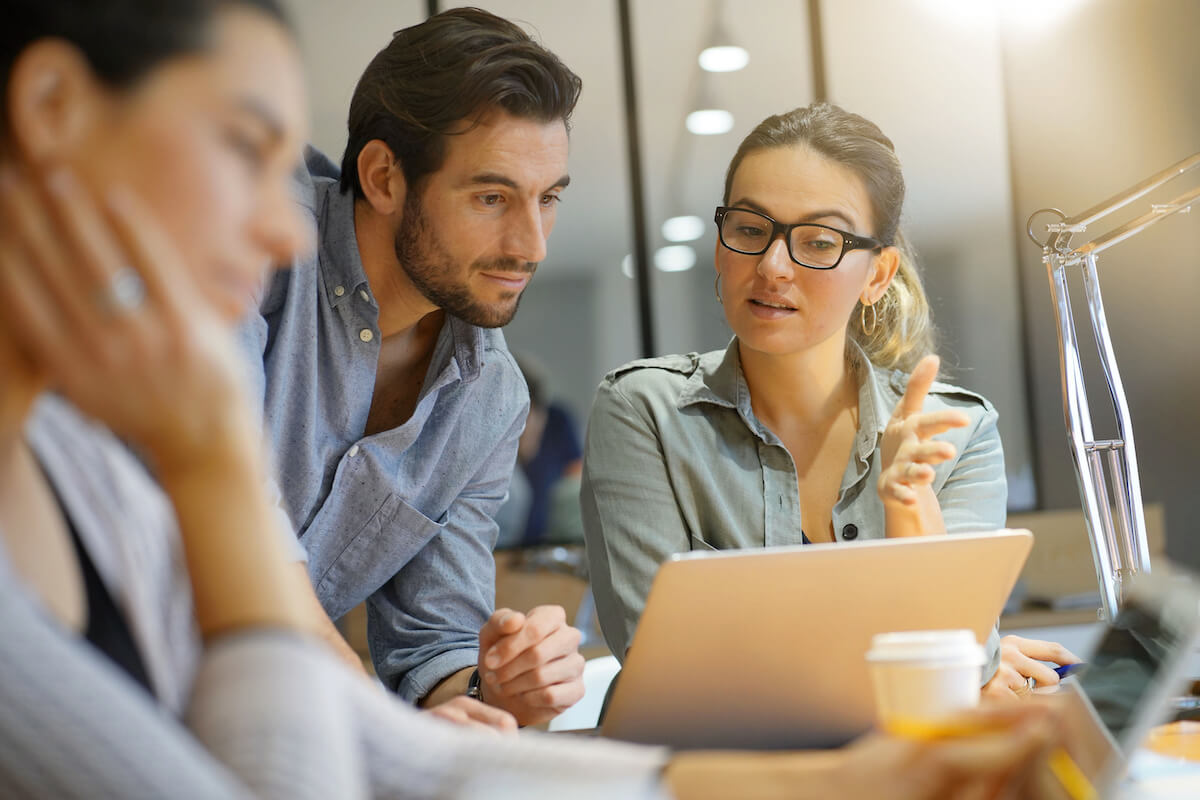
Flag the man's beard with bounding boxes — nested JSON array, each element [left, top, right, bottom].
[[393, 193, 536, 328]]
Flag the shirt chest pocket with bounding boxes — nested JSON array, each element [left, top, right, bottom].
[[314, 493, 448, 617]]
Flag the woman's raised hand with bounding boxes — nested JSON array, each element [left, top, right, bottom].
[[878, 355, 969, 536], [0, 166, 252, 468]]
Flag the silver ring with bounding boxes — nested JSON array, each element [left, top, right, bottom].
[[96, 267, 146, 316]]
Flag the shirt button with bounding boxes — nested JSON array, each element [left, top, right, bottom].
[[359, 328, 374, 343], [347, 445, 360, 458], [359, 289, 370, 302], [842, 524, 859, 540], [334, 285, 346, 297]]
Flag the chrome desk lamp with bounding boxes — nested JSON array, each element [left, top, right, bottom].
[[1027, 152, 1200, 620]]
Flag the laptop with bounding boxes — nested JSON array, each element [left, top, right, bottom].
[[601, 529, 1033, 750], [1055, 569, 1200, 793]]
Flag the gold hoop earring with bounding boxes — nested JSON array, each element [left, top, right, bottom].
[[861, 302, 877, 336], [714, 273, 723, 303]]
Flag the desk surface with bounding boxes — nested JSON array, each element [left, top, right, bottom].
[[1124, 724, 1200, 798], [1143, 722, 1200, 761]]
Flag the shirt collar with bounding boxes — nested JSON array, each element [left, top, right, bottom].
[[850, 340, 898, 463], [677, 338, 774, 441], [445, 315, 485, 384], [677, 336, 901, 456], [313, 177, 493, 385], [678, 337, 741, 411], [315, 180, 370, 310]]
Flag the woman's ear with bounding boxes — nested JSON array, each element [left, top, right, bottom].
[[356, 139, 406, 216], [6, 40, 103, 166], [861, 245, 900, 305]]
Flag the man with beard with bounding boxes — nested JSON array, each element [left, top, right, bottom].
[[238, 8, 585, 729]]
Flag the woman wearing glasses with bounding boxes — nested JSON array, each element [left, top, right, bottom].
[[581, 102, 1077, 697]]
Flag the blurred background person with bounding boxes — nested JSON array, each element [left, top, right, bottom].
[[496, 352, 586, 549]]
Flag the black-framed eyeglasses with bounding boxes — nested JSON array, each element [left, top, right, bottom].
[[714, 206, 885, 270]]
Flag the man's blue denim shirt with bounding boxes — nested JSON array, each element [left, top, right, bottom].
[[239, 151, 528, 701]]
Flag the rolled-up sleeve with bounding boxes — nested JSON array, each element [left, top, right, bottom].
[[368, 399, 525, 701], [581, 379, 691, 661], [939, 402, 1007, 535]]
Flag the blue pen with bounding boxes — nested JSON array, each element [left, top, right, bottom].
[[1054, 663, 1085, 679]]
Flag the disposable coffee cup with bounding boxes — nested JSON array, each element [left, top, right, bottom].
[[866, 629, 987, 738]]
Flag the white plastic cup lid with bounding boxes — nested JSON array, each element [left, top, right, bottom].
[[866, 629, 986, 666]]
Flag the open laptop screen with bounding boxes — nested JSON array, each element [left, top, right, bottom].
[[1075, 582, 1195, 753], [1077, 603, 1179, 741]]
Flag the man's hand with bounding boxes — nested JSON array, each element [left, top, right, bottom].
[[422, 696, 517, 733], [477, 605, 585, 726], [983, 636, 1081, 699]]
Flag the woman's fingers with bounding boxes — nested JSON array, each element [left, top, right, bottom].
[[423, 697, 517, 734], [900, 439, 957, 467], [921, 707, 1057, 790], [104, 182, 194, 321], [0, 168, 157, 368], [896, 354, 940, 418], [982, 665, 1028, 699], [44, 169, 132, 298], [1009, 652, 1061, 688], [43, 171, 164, 367], [985, 637, 1079, 701], [880, 437, 959, 502], [0, 165, 245, 460], [880, 465, 930, 506], [1, 171, 99, 336], [0, 235, 65, 372], [0, 174, 109, 382], [885, 480, 919, 506], [1005, 636, 1081, 667], [912, 409, 970, 439], [998, 636, 1080, 691], [881, 357, 965, 474]]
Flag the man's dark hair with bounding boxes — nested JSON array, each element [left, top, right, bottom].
[[1, 0, 288, 137], [339, 7, 582, 198]]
